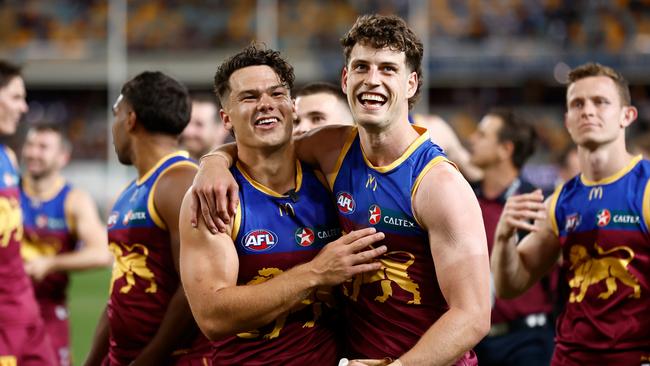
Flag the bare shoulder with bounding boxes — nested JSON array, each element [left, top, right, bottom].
[[64, 187, 96, 215], [295, 124, 355, 172]]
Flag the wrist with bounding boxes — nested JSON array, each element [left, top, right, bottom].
[[199, 151, 231, 167]]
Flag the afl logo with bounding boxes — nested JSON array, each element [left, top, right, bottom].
[[107, 211, 120, 228], [242, 229, 278, 252], [36, 214, 48, 229], [295, 227, 315, 247], [368, 204, 381, 225], [596, 209, 611, 227], [336, 191, 356, 214]]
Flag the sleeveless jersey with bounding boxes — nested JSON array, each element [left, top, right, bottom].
[[330, 126, 476, 364], [210, 161, 340, 365], [21, 181, 77, 303], [107, 151, 205, 364], [549, 155, 650, 363], [0, 144, 41, 325]]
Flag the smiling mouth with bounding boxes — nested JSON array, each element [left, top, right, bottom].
[[255, 117, 280, 126], [357, 92, 387, 108]]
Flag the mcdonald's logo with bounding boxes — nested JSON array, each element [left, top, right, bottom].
[[278, 203, 295, 217], [589, 187, 603, 201], [366, 173, 377, 191]]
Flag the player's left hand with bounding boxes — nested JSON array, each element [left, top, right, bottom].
[[24, 256, 54, 282]]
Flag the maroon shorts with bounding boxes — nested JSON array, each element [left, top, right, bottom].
[[39, 301, 70, 366], [0, 321, 57, 365], [553, 346, 650, 365]]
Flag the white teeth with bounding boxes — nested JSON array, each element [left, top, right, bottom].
[[360, 93, 386, 102], [256, 117, 278, 125]]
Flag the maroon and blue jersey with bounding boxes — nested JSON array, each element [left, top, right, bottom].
[[0, 144, 41, 326], [21, 181, 77, 303], [210, 160, 340, 365], [549, 155, 650, 365], [106, 151, 207, 365], [330, 126, 476, 364]]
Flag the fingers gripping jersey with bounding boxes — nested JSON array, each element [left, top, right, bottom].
[[549, 155, 650, 363], [0, 145, 41, 326], [330, 127, 476, 364], [210, 161, 340, 365], [21, 182, 76, 303], [107, 151, 207, 365]]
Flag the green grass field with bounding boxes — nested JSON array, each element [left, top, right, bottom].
[[68, 268, 112, 363]]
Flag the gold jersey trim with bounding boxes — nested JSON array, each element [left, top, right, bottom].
[[580, 155, 642, 186], [136, 151, 190, 186], [231, 201, 242, 241], [327, 126, 358, 189], [642, 176, 650, 233], [361, 125, 430, 174], [235, 160, 303, 198], [548, 183, 564, 236], [410, 156, 454, 229], [147, 160, 197, 230]]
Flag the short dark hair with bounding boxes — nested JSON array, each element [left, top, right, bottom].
[[340, 14, 423, 110], [295, 82, 346, 103], [213, 44, 295, 108], [568, 63, 631, 106], [28, 123, 71, 151], [488, 108, 537, 170], [121, 71, 191, 136], [0, 60, 22, 89]]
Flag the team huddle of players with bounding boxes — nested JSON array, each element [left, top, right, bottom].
[[1, 13, 649, 366]]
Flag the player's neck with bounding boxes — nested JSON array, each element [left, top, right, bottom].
[[132, 135, 180, 179], [238, 143, 297, 194], [358, 120, 420, 167], [481, 163, 519, 200], [578, 142, 635, 182], [23, 173, 65, 199]]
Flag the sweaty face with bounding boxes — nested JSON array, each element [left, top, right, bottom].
[[180, 101, 226, 159], [0, 77, 29, 135], [21, 130, 68, 180], [221, 65, 294, 150], [565, 76, 634, 150], [342, 44, 417, 130], [293, 92, 352, 137], [469, 115, 504, 169], [111, 94, 133, 165]]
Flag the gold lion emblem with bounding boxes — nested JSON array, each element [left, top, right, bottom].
[[109, 242, 157, 294], [568, 243, 641, 303], [0, 197, 22, 247], [237, 267, 323, 340], [343, 250, 421, 304]]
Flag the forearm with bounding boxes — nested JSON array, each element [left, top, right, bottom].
[[195, 262, 317, 340], [491, 234, 530, 298], [84, 307, 110, 366], [398, 306, 489, 366], [49, 247, 111, 273]]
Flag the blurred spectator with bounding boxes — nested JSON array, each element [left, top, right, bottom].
[[293, 82, 352, 137], [180, 93, 230, 161]]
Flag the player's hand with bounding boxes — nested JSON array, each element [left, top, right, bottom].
[[190, 154, 239, 234], [24, 256, 54, 282], [308, 228, 387, 286], [495, 189, 546, 242]]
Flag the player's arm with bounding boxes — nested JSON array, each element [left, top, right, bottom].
[[131, 164, 198, 364], [190, 125, 352, 232], [25, 188, 112, 282], [180, 190, 386, 340], [491, 190, 561, 298], [393, 163, 491, 365], [84, 306, 110, 366]]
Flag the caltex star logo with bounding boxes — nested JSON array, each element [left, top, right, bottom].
[[368, 204, 381, 225], [596, 209, 611, 227], [295, 227, 315, 247]]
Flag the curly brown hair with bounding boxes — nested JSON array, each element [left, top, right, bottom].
[[213, 43, 295, 108], [568, 63, 631, 106], [340, 14, 423, 110]]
